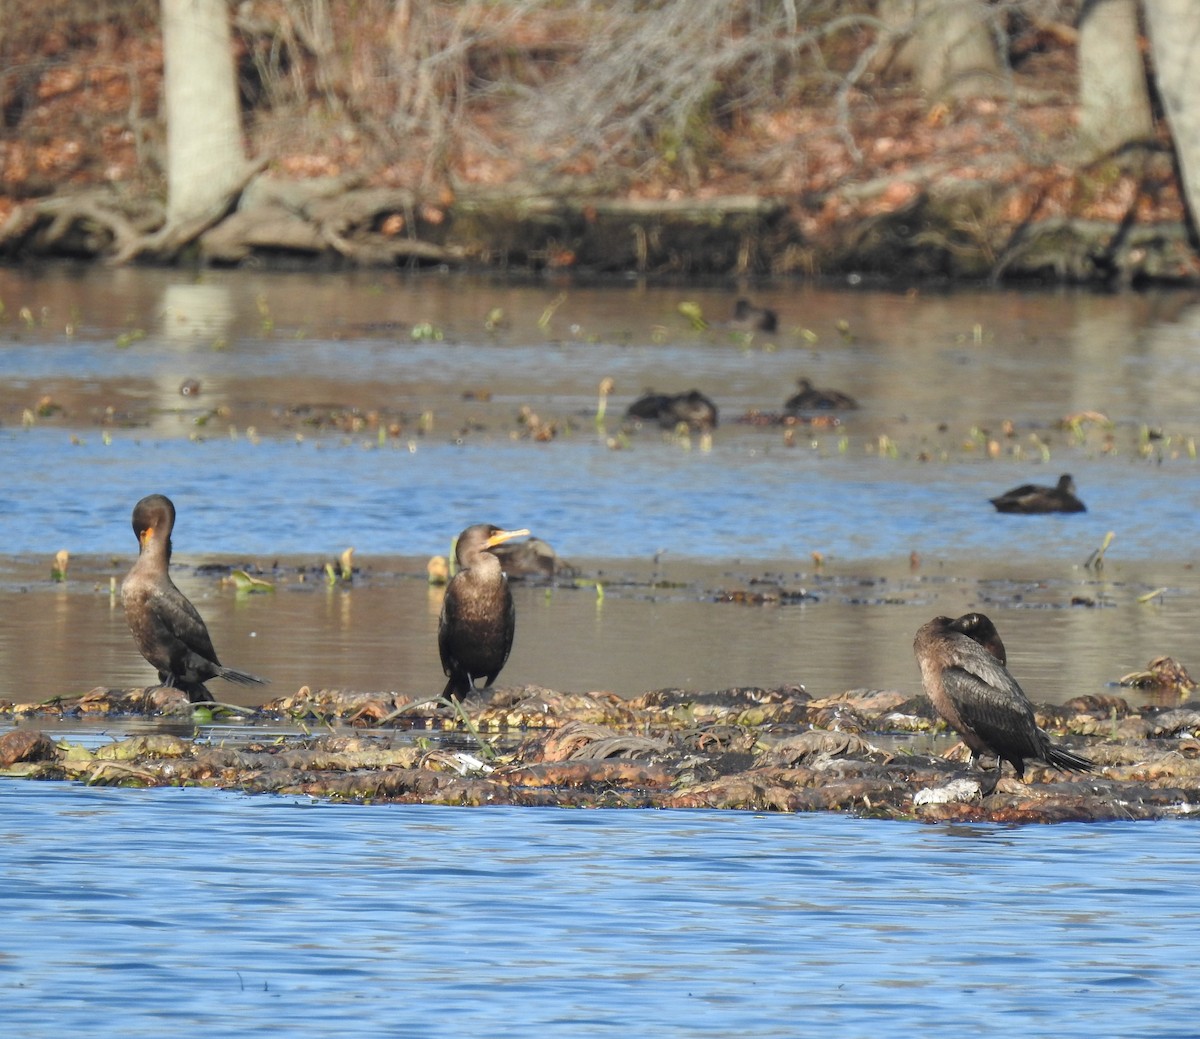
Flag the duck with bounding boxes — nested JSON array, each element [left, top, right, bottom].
[[784, 377, 858, 413], [989, 473, 1086, 514]]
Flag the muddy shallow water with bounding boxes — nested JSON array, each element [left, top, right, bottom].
[[1, 265, 1199, 707], [5, 266, 1200, 1036], [0, 552, 1196, 710]]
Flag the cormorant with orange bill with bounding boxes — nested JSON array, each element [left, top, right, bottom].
[[438, 524, 530, 700], [122, 494, 268, 703], [913, 613, 1094, 780]]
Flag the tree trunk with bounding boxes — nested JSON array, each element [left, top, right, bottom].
[[1077, 0, 1154, 160], [1143, 0, 1200, 233], [160, 0, 246, 227], [876, 0, 1003, 102]]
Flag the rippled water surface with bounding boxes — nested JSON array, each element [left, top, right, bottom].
[[1, 267, 1200, 703], [4, 267, 1200, 1035], [1, 783, 1195, 1039]]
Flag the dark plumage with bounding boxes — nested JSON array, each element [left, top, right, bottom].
[[989, 473, 1086, 514], [489, 536, 577, 580], [784, 377, 858, 413], [121, 494, 267, 703], [438, 524, 530, 700], [913, 613, 1095, 780], [730, 298, 778, 332], [625, 389, 718, 431]]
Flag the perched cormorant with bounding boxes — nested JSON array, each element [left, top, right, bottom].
[[730, 299, 778, 332], [438, 524, 530, 700], [625, 389, 718, 431], [947, 611, 1006, 665], [784, 377, 858, 413], [989, 473, 1086, 514], [913, 613, 1095, 780], [121, 494, 267, 703]]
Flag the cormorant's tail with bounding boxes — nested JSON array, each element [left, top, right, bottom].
[[218, 666, 269, 686], [1044, 742, 1095, 773]]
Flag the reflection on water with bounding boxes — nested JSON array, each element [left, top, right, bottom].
[[0, 267, 1197, 705], [4, 269, 1200, 1038], [3, 785, 1196, 1039], [0, 553, 1194, 707]]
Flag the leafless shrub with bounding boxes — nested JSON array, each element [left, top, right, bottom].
[[513, 0, 886, 183]]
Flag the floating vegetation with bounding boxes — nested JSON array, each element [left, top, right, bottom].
[[676, 301, 707, 331], [1084, 531, 1115, 571], [51, 549, 69, 582], [538, 292, 567, 330], [410, 321, 443, 341], [229, 570, 274, 594], [256, 294, 274, 333], [4, 684, 1199, 822]]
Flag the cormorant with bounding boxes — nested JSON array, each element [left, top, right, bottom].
[[121, 494, 267, 703], [730, 299, 778, 332], [989, 473, 1086, 514], [784, 377, 858, 413], [625, 389, 718, 431], [438, 524, 530, 700], [913, 613, 1094, 780]]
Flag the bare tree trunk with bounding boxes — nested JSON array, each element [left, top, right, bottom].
[[161, 0, 246, 227], [876, 0, 1003, 102], [1143, 0, 1200, 232], [1077, 0, 1153, 160]]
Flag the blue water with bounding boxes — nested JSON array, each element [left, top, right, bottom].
[[1, 426, 1194, 563], [0, 782, 1193, 1039]]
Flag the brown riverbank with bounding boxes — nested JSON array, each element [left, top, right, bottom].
[[4, 682, 1200, 823], [0, 6, 1195, 285]]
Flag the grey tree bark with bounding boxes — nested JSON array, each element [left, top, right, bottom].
[[1143, 0, 1200, 229], [161, 0, 246, 228], [1077, 0, 1154, 160], [876, 0, 1004, 102]]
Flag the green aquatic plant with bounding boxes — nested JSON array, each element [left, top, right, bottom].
[[377, 696, 497, 761], [677, 301, 707, 331], [256, 294, 274, 333], [484, 307, 506, 332], [1084, 531, 1115, 571], [51, 549, 69, 582], [538, 293, 567, 330], [595, 377, 614, 431], [230, 570, 274, 594], [410, 321, 444, 341], [339, 547, 355, 581]]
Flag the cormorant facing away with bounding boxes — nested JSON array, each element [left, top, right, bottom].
[[438, 524, 530, 700], [913, 613, 1094, 780], [121, 494, 268, 703], [784, 377, 858, 413], [989, 473, 1086, 514]]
